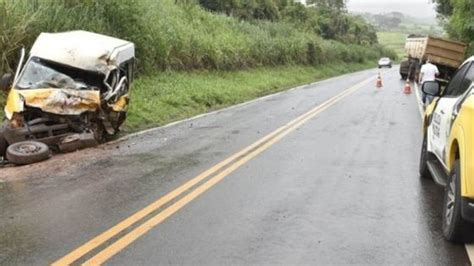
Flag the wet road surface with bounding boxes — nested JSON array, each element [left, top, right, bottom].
[[0, 68, 471, 265]]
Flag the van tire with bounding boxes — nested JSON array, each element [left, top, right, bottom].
[[6, 141, 51, 165], [0, 73, 13, 92], [0, 136, 6, 158]]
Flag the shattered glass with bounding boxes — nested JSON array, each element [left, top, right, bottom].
[[16, 58, 99, 91]]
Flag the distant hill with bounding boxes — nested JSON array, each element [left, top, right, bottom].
[[351, 11, 444, 36]]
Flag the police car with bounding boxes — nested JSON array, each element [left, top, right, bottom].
[[420, 56, 474, 242]]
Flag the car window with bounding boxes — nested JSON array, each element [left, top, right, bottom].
[[459, 64, 474, 92], [444, 62, 472, 97]]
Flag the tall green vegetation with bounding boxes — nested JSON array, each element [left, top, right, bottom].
[[0, 0, 394, 75], [307, 0, 346, 11], [198, 0, 282, 21], [433, 0, 474, 55], [197, 0, 378, 45]]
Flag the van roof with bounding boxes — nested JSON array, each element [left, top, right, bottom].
[[30, 31, 135, 74]]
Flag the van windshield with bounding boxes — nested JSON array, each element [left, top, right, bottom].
[[16, 57, 104, 90]]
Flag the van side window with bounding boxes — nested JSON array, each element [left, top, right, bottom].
[[444, 63, 472, 96]]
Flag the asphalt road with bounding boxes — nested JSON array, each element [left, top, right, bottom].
[[0, 68, 471, 265]]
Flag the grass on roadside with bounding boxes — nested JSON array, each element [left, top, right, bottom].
[[124, 61, 376, 132], [377, 32, 407, 61]]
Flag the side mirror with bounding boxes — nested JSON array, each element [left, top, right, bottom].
[[422, 81, 441, 96], [0, 73, 13, 93]]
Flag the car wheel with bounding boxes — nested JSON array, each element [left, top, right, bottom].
[[6, 141, 51, 165], [419, 134, 432, 179], [442, 160, 474, 242]]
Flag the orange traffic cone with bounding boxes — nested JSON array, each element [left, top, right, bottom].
[[376, 73, 383, 88], [403, 80, 412, 94]]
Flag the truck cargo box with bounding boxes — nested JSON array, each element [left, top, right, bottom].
[[400, 36, 467, 81], [405, 36, 466, 69]]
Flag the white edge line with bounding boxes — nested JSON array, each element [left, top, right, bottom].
[[106, 68, 375, 146], [466, 245, 474, 266], [413, 82, 424, 119], [414, 82, 474, 265]]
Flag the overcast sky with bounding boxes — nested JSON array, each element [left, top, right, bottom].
[[346, 0, 437, 18]]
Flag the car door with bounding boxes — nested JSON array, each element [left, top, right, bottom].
[[429, 62, 474, 165]]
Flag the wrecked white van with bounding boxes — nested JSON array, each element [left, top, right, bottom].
[[0, 31, 135, 165]]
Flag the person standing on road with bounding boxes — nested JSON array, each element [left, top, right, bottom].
[[419, 59, 440, 105]]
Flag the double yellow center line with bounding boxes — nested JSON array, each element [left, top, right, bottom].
[[52, 75, 373, 265]]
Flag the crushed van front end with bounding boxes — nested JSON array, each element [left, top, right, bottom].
[[1, 31, 135, 163]]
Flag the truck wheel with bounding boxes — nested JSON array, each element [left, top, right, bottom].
[[6, 141, 51, 165], [419, 134, 432, 179], [442, 160, 474, 242]]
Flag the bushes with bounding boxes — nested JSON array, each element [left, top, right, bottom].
[[0, 0, 392, 75]]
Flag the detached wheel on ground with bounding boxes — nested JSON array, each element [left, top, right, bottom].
[[6, 141, 51, 165], [442, 160, 474, 242], [419, 134, 432, 179]]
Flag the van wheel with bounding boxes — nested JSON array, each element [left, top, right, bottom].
[[419, 134, 432, 179], [6, 141, 51, 165], [0, 127, 7, 158], [0, 73, 13, 92], [442, 160, 474, 242], [0, 137, 6, 158]]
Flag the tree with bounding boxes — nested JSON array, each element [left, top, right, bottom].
[[433, 0, 474, 55], [198, 0, 241, 16], [274, 0, 290, 11], [307, 0, 346, 11], [252, 0, 280, 21], [432, 0, 454, 19], [281, 2, 309, 24], [198, 0, 280, 21], [196, 0, 377, 45], [449, 0, 474, 48]]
